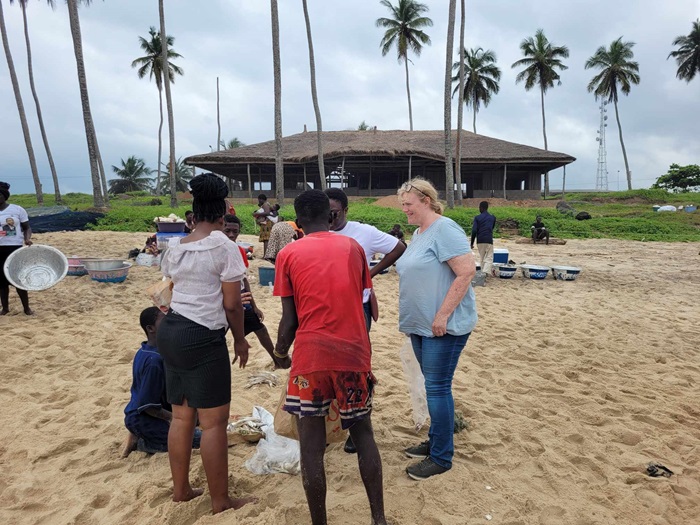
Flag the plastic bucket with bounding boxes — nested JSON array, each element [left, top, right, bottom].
[[259, 266, 276, 286]]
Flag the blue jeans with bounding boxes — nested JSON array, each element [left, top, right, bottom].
[[410, 332, 470, 469]]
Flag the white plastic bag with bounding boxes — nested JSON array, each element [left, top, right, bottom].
[[399, 337, 429, 432], [244, 406, 300, 476]]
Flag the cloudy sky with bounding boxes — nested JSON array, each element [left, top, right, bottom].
[[1, 0, 698, 196]]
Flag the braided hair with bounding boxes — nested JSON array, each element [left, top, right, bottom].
[[189, 173, 228, 223]]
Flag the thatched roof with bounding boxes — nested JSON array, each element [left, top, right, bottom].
[[185, 130, 575, 168]]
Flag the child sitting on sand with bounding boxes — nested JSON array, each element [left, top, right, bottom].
[[222, 214, 277, 367], [121, 307, 201, 457]]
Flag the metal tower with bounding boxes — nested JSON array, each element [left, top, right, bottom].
[[595, 101, 609, 191]]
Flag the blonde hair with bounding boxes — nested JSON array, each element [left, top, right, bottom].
[[397, 178, 444, 215]]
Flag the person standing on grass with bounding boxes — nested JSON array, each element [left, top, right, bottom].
[[396, 178, 477, 481], [158, 174, 254, 514], [253, 193, 273, 255], [471, 201, 496, 274], [0, 181, 33, 315], [273, 190, 388, 525]]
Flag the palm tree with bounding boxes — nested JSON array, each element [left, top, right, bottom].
[[66, 0, 104, 207], [668, 19, 700, 83], [270, 0, 284, 205], [220, 137, 245, 149], [11, 0, 60, 203], [443, 0, 456, 209], [157, 0, 177, 208], [131, 27, 183, 197], [109, 156, 153, 194], [454, 0, 465, 207], [357, 121, 371, 131], [376, 0, 433, 131], [302, 0, 326, 190], [452, 48, 501, 134], [585, 37, 640, 191], [511, 29, 569, 197], [0, 0, 43, 204], [156, 157, 192, 194]]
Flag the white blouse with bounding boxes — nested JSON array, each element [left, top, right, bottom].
[[161, 230, 246, 330]]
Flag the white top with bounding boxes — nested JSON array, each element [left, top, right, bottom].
[[334, 221, 400, 302], [0, 204, 29, 246], [161, 230, 246, 330]]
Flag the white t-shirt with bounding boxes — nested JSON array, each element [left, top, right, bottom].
[[161, 230, 246, 330], [0, 204, 29, 246], [334, 221, 400, 302]]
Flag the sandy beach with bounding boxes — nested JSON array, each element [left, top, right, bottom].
[[2, 230, 699, 525]]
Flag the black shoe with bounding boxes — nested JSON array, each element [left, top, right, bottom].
[[343, 435, 357, 454], [404, 440, 430, 459], [406, 457, 450, 481]]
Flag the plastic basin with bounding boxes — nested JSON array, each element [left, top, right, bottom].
[[156, 222, 186, 233], [87, 263, 132, 283], [82, 259, 128, 271], [551, 266, 582, 281], [520, 264, 550, 280]]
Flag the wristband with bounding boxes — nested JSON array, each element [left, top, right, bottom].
[[273, 349, 289, 359]]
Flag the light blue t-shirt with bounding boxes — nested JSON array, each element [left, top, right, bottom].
[[396, 216, 478, 337]]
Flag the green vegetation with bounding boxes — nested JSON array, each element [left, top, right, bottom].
[[11, 191, 700, 242]]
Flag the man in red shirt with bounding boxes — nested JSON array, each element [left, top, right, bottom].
[[273, 190, 387, 525]]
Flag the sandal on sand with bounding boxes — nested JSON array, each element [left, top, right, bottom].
[[646, 463, 673, 478]]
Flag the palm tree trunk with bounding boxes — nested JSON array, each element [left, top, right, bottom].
[[1, 0, 43, 205], [454, 0, 466, 206], [216, 76, 221, 151], [159, 0, 177, 207], [66, 0, 103, 208], [302, 0, 326, 190], [156, 86, 163, 194], [271, 0, 284, 206], [95, 137, 109, 203], [21, 2, 57, 204], [404, 57, 414, 131], [540, 85, 549, 198], [613, 99, 632, 190], [443, 0, 457, 209], [472, 106, 477, 134]]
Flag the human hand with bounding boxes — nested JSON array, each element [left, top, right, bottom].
[[431, 313, 449, 337], [232, 339, 251, 368], [273, 354, 292, 370], [241, 292, 253, 306], [254, 307, 265, 322], [25, 240, 33, 246]]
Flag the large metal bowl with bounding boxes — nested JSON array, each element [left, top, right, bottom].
[[3, 245, 68, 291], [82, 259, 128, 271], [87, 263, 132, 283]]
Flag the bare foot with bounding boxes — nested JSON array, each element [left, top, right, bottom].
[[24, 308, 34, 316], [212, 496, 257, 514], [0, 309, 8, 316], [120, 432, 138, 458], [173, 487, 204, 503]]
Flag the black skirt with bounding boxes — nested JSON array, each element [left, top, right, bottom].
[[157, 310, 231, 409], [0, 245, 22, 287]]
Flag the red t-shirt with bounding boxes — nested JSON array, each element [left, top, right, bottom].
[[238, 245, 249, 268], [274, 231, 372, 375]]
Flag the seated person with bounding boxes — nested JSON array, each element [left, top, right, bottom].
[[388, 223, 407, 246], [122, 307, 201, 457], [222, 214, 277, 367], [531, 216, 550, 245], [184, 210, 194, 233], [142, 235, 159, 256]]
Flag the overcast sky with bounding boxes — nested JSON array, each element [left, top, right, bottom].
[[1, 0, 698, 196]]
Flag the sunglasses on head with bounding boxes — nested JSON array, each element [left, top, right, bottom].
[[403, 183, 427, 197]]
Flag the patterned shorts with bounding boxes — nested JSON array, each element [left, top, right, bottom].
[[258, 220, 273, 242], [283, 371, 376, 429]]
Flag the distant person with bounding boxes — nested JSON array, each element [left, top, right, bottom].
[[325, 187, 406, 455], [388, 224, 407, 246], [158, 173, 253, 513], [269, 203, 281, 224], [0, 181, 33, 316], [222, 214, 276, 366], [253, 194, 273, 254], [264, 221, 297, 265], [470, 201, 496, 274], [122, 307, 202, 458], [531, 216, 550, 245], [273, 190, 387, 525], [396, 179, 477, 481], [184, 210, 194, 233]]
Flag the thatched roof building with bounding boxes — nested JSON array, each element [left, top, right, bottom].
[[184, 129, 575, 199]]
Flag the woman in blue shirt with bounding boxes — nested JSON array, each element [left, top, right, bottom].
[[395, 178, 477, 481]]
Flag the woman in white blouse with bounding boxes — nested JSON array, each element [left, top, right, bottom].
[[158, 174, 254, 513]]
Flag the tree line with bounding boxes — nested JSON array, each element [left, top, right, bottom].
[[2, 1, 698, 208]]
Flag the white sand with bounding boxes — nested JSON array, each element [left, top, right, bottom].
[[1, 231, 699, 524]]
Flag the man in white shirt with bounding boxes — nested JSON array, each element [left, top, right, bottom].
[[325, 188, 406, 454]]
